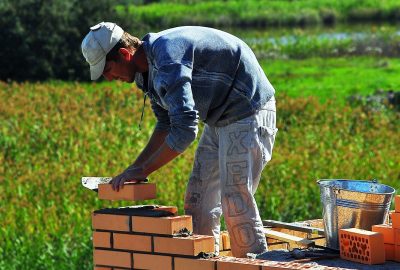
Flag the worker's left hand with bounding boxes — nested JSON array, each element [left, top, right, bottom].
[[111, 166, 147, 191]]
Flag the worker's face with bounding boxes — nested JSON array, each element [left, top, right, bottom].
[[102, 48, 137, 83]]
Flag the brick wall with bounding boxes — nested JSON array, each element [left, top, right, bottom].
[[90, 182, 351, 270]]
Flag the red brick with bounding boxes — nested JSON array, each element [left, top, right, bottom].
[[261, 261, 316, 269], [396, 245, 400, 262], [219, 233, 224, 251], [93, 249, 131, 268], [372, 224, 394, 244], [132, 215, 192, 235], [92, 213, 130, 232], [385, 244, 395, 261], [395, 195, 400, 213], [93, 231, 112, 248], [339, 228, 385, 265], [154, 234, 214, 256], [93, 267, 112, 270], [98, 183, 156, 201], [392, 212, 400, 229], [214, 256, 265, 270], [395, 229, 400, 245], [175, 257, 215, 270], [113, 233, 152, 252], [221, 231, 231, 250], [133, 253, 172, 270], [157, 205, 178, 215]]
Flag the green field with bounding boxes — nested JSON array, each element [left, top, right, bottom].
[[1, 56, 399, 269], [263, 57, 400, 101]]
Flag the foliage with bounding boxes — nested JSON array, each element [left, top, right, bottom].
[[241, 25, 400, 60], [118, 0, 400, 30], [1, 64, 399, 267], [0, 0, 119, 81]]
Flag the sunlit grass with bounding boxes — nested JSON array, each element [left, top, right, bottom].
[[263, 56, 400, 102]]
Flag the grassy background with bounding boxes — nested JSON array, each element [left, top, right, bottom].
[[263, 57, 400, 101], [117, 0, 400, 29], [1, 57, 399, 269]]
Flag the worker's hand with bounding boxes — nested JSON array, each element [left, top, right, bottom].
[[111, 166, 147, 192]]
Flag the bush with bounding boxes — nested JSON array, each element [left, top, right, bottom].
[[0, 0, 119, 81]]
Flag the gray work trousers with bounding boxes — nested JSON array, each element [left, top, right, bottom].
[[184, 97, 277, 258]]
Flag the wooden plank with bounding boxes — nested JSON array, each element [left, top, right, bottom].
[[263, 228, 315, 247], [263, 220, 325, 236]]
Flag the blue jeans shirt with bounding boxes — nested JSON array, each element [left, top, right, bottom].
[[135, 26, 275, 153]]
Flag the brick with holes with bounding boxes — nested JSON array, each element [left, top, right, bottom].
[[339, 228, 385, 265]]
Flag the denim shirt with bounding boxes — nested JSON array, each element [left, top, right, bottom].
[[134, 26, 275, 153]]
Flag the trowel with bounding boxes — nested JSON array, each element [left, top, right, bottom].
[[81, 177, 148, 192]]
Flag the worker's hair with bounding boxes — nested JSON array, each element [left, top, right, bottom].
[[106, 32, 142, 61]]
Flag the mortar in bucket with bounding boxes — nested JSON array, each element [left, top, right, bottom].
[[317, 179, 394, 250]]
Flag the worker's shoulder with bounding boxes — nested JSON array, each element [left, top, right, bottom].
[[149, 26, 240, 46]]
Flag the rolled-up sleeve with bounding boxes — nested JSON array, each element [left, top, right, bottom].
[[150, 98, 170, 131], [155, 63, 199, 153]]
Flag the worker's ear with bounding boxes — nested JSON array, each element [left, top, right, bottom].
[[118, 48, 132, 61]]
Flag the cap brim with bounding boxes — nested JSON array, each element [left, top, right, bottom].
[[90, 57, 106, 80]]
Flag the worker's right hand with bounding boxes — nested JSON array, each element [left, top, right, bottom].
[[111, 166, 147, 192]]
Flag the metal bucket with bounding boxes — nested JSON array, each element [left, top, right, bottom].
[[317, 179, 394, 250]]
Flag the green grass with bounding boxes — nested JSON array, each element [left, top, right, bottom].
[[116, 0, 400, 29], [263, 57, 400, 102], [1, 57, 399, 269]]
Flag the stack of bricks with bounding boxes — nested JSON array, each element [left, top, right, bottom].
[[339, 194, 400, 265], [91, 182, 350, 270], [92, 182, 215, 270]]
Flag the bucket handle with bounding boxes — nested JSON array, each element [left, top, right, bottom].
[[370, 178, 379, 193]]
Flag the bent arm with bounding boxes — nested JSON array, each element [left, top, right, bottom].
[[134, 128, 181, 175], [111, 127, 181, 191], [133, 128, 169, 168]]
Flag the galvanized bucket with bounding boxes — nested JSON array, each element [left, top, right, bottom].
[[317, 179, 395, 250]]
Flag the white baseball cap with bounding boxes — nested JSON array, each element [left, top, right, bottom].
[[81, 22, 124, 80]]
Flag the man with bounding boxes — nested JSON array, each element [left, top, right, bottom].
[[82, 22, 277, 257]]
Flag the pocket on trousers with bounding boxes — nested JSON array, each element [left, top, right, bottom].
[[257, 125, 278, 165], [259, 126, 278, 137]]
